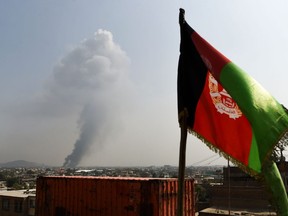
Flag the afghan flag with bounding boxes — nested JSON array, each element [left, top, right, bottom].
[[177, 9, 288, 176]]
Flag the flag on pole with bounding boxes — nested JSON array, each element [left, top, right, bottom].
[[177, 9, 288, 175]]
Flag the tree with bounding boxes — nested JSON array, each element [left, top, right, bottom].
[[6, 177, 19, 188]]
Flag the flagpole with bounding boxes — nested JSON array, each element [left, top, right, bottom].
[[177, 109, 188, 216], [228, 157, 231, 215]]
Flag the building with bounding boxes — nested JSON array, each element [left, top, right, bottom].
[[199, 166, 276, 215], [0, 189, 36, 216]]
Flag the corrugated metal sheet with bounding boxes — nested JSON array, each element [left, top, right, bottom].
[[36, 176, 195, 216]]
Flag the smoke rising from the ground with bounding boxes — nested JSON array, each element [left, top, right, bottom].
[[63, 102, 107, 168], [0, 29, 134, 167], [55, 29, 131, 167]]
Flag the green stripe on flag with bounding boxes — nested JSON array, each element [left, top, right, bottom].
[[248, 133, 261, 173], [219, 62, 288, 171]]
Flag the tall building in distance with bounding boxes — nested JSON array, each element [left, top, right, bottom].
[[198, 161, 288, 215]]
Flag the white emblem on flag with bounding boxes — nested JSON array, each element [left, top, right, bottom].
[[208, 73, 242, 119]]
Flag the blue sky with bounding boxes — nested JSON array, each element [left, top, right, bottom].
[[1, 1, 288, 167]]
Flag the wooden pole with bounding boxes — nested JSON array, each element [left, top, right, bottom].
[[177, 110, 188, 216], [228, 157, 231, 215]]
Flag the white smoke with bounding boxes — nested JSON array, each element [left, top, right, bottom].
[[41, 29, 130, 113], [1, 29, 133, 166], [55, 29, 132, 167]]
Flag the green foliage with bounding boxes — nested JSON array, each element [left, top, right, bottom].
[[273, 105, 288, 162], [0, 173, 5, 180], [26, 169, 35, 175], [195, 184, 210, 202], [6, 177, 20, 188]]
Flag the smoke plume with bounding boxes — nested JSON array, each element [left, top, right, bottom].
[[63, 101, 108, 167], [48, 29, 131, 167], [0, 29, 132, 167]]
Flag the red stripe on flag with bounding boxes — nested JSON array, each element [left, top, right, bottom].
[[193, 72, 253, 165]]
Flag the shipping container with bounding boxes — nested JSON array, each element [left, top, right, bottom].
[[36, 176, 195, 216]]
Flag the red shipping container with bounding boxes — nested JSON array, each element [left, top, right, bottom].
[[36, 176, 195, 216]]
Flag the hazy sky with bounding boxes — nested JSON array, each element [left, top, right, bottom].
[[1, 1, 288, 167]]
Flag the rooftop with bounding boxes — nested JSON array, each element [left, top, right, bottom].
[[0, 189, 36, 198], [200, 207, 276, 216]]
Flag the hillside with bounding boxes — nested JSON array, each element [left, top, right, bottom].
[[0, 160, 44, 168]]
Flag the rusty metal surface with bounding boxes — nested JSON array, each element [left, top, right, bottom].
[[36, 176, 195, 216]]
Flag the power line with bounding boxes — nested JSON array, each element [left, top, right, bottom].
[[191, 154, 219, 166], [206, 156, 221, 165]]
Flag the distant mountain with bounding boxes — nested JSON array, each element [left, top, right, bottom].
[[0, 160, 45, 168]]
